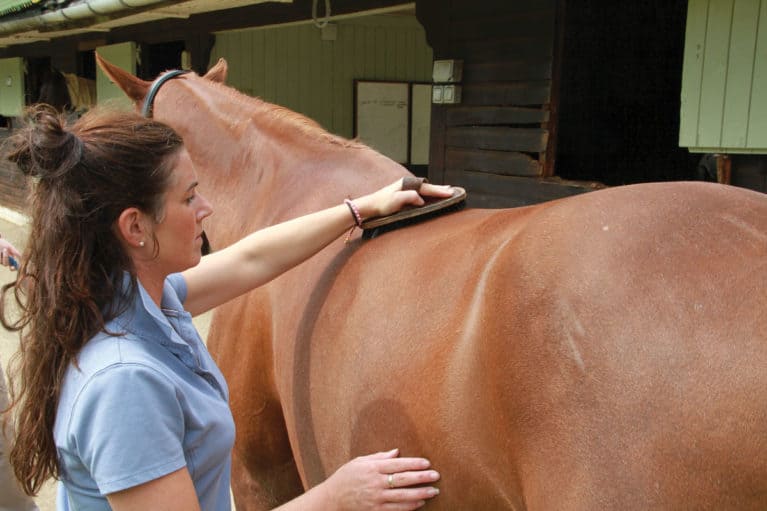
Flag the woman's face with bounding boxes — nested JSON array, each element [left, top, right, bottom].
[[152, 149, 213, 274]]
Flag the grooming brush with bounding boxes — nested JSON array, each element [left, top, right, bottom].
[[361, 186, 467, 239]]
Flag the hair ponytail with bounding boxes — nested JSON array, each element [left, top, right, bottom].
[[9, 104, 82, 180]]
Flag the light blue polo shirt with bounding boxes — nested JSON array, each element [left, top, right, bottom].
[[54, 273, 235, 510]]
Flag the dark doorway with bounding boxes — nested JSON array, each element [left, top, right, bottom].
[[556, 0, 699, 185], [78, 50, 96, 80], [143, 40, 185, 79], [26, 57, 52, 106]]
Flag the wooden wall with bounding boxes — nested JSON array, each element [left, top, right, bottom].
[[0, 129, 29, 213], [417, 0, 596, 207], [210, 13, 433, 139]]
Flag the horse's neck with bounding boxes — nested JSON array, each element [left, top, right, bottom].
[[163, 79, 408, 238]]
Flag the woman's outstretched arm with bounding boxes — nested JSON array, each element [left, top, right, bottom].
[[182, 179, 452, 316]]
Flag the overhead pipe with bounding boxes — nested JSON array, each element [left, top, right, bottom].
[[0, 0, 186, 37]]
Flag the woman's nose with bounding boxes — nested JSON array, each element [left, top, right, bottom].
[[197, 193, 213, 221]]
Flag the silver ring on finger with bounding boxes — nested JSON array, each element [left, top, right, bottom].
[[387, 473, 395, 489]]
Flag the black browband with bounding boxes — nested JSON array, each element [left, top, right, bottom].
[[141, 69, 190, 118]]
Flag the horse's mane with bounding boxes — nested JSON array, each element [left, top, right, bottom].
[[202, 77, 367, 150]]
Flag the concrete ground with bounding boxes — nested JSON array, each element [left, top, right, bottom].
[[0, 212, 216, 510]]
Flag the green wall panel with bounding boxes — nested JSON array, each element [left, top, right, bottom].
[[0, 57, 24, 117], [680, 0, 767, 153], [748, 0, 767, 148], [679, 0, 708, 148], [210, 13, 433, 140], [96, 42, 137, 110], [696, 0, 731, 148]]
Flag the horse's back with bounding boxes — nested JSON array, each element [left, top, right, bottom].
[[295, 181, 767, 509]]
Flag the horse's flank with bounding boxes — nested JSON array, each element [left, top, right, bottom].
[[98, 56, 767, 510]]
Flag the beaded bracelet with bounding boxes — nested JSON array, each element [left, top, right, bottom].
[[343, 198, 363, 242], [344, 199, 362, 226]]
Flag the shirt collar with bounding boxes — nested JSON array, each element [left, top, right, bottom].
[[110, 272, 201, 371]]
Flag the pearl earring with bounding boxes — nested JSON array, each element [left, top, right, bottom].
[[139, 241, 145, 247]]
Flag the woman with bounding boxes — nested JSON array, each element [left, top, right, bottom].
[[2, 104, 447, 510]]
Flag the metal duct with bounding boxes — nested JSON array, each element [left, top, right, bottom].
[[0, 0, 186, 36]]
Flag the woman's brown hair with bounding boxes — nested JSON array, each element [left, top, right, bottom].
[[0, 104, 183, 495]]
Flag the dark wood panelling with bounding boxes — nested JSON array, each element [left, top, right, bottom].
[[460, 36, 555, 62], [447, 106, 549, 126], [450, 0, 557, 16], [427, 104, 447, 184], [463, 59, 553, 82], [0, 141, 29, 213], [449, 10, 556, 43], [419, 0, 570, 206], [460, 82, 551, 106], [447, 127, 548, 152], [446, 148, 541, 176]]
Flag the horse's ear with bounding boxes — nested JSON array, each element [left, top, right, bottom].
[[204, 58, 227, 84], [95, 52, 150, 102]]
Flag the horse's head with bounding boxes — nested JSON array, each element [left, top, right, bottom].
[[95, 53, 228, 108], [37, 67, 72, 112], [95, 55, 410, 243]]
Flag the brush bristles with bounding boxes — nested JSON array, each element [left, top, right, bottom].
[[361, 200, 466, 240]]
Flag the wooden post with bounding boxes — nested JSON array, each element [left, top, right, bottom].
[[543, 0, 566, 178], [716, 154, 731, 184]]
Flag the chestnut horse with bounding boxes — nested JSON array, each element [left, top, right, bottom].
[[97, 56, 767, 510]]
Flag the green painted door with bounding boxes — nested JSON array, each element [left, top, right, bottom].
[[0, 57, 24, 117], [680, 0, 767, 153], [96, 42, 137, 109]]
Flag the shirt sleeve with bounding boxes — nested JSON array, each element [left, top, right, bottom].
[[67, 363, 187, 495]]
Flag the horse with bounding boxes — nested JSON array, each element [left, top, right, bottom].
[[96, 55, 767, 510]]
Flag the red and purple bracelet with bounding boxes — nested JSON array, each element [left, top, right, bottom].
[[343, 198, 363, 242]]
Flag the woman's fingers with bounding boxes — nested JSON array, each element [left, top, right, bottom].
[[384, 469, 440, 490], [386, 486, 440, 502], [376, 457, 432, 474], [419, 182, 453, 198], [395, 178, 453, 199]]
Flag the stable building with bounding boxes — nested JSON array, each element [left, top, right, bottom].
[[0, 0, 761, 214]]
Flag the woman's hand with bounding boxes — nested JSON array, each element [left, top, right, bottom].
[[321, 448, 440, 511], [354, 178, 454, 220]]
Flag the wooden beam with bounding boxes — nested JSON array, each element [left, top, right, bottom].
[[542, 0, 566, 177]]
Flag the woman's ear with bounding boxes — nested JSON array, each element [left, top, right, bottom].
[[116, 208, 149, 248]]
